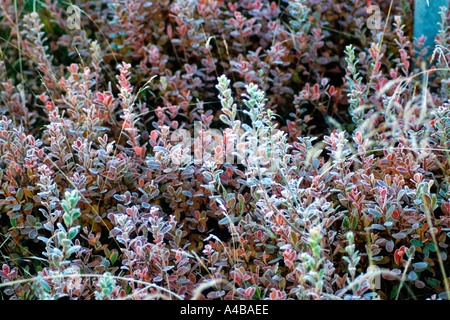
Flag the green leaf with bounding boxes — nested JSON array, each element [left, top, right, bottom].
[[68, 190, 81, 207], [343, 217, 350, 229], [410, 239, 423, 247], [238, 194, 244, 214], [253, 286, 261, 299], [431, 194, 437, 210], [16, 188, 24, 202], [23, 202, 34, 211], [63, 214, 72, 227], [37, 278, 51, 292], [423, 247, 430, 258], [61, 238, 72, 248], [287, 231, 297, 247], [24, 188, 34, 199], [71, 208, 81, 221], [351, 216, 358, 230], [390, 285, 398, 300], [110, 250, 118, 265], [68, 226, 80, 240], [407, 246, 415, 258], [427, 277, 440, 287], [61, 202, 70, 214], [219, 114, 231, 125], [425, 242, 437, 252]]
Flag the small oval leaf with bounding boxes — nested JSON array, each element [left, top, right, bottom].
[[392, 232, 406, 239], [386, 240, 394, 252]]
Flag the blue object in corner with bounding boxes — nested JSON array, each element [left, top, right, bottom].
[[414, 0, 449, 56]]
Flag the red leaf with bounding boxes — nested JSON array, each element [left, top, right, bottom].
[[392, 209, 399, 219], [394, 246, 406, 265], [201, 114, 213, 124], [150, 130, 159, 142], [69, 63, 78, 73], [245, 287, 255, 298], [2, 264, 9, 275], [312, 83, 319, 94], [96, 92, 105, 103], [329, 85, 335, 95], [354, 131, 362, 144]]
